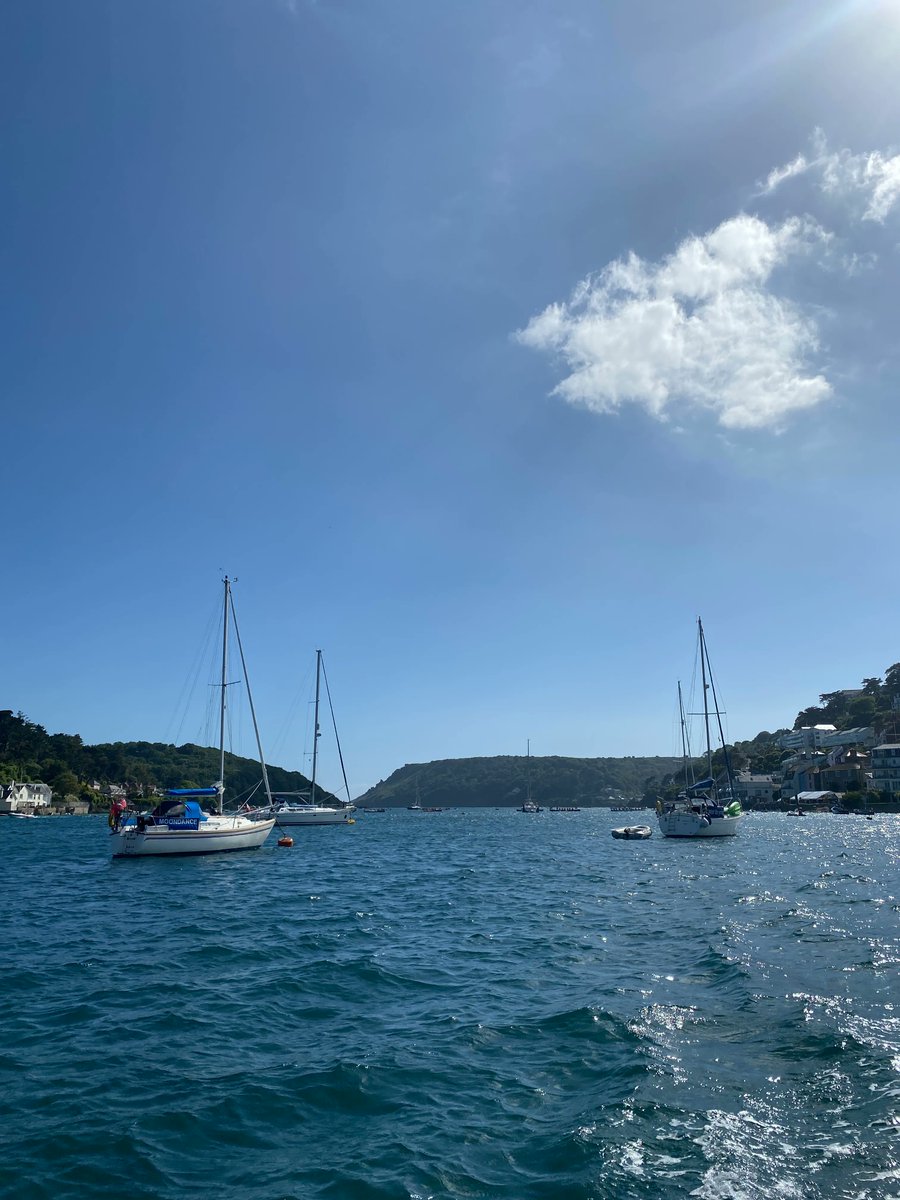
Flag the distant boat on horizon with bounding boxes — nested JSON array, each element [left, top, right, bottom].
[[519, 740, 543, 812]]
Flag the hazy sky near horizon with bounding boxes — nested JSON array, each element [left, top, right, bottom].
[[3, 0, 900, 794]]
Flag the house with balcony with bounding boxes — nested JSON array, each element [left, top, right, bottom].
[[0, 780, 53, 814], [869, 744, 900, 796]]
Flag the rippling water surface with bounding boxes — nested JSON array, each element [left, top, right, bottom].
[[2, 811, 898, 1199]]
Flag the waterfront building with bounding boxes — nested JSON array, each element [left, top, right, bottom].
[[780, 752, 826, 799], [870, 744, 900, 796], [795, 790, 840, 809], [0, 780, 53, 814], [732, 771, 779, 806], [819, 747, 870, 794]]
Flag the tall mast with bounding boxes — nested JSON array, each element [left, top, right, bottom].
[[228, 584, 273, 808], [706, 635, 735, 798], [310, 649, 322, 804], [321, 654, 352, 806], [678, 680, 690, 789], [218, 576, 230, 811], [698, 617, 714, 782]]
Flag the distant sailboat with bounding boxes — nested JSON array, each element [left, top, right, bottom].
[[268, 650, 356, 827], [519, 740, 543, 813], [407, 775, 422, 811], [407, 774, 442, 811]]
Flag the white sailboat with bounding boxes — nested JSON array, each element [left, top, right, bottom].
[[268, 650, 356, 827], [406, 774, 442, 812], [657, 619, 743, 839], [109, 578, 276, 857], [407, 776, 422, 811], [519, 740, 543, 812]]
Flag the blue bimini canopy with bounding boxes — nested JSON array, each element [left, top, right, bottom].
[[687, 778, 715, 793], [165, 788, 219, 797], [151, 798, 209, 821]]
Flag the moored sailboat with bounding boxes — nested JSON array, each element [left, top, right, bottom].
[[109, 578, 276, 857], [406, 775, 442, 813], [657, 620, 742, 839], [407, 776, 423, 811], [519, 740, 543, 812], [267, 650, 355, 827]]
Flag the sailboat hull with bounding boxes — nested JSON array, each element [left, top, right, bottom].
[[270, 806, 354, 826], [110, 817, 276, 857], [657, 811, 741, 838]]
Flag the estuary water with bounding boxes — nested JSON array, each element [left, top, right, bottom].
[[1, 810, 898, 1200]]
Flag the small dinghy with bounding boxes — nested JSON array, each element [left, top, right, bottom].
[[611, 825, 652, 840]]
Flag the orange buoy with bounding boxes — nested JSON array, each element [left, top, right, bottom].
[[277, 836, 294, 847]]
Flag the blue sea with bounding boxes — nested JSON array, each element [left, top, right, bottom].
[[2, 810, 898, 1200]]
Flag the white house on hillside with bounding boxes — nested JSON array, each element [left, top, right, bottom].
[[778, 726, 875, 752], [778, 726, 837, 751], [0, 780, 53, 813]]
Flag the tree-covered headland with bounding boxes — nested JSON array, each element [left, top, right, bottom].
[[0, 709, 324, 809]]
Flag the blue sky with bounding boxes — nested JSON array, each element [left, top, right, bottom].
[[3, 0, 900, 795]]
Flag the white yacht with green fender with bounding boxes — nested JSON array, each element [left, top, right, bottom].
[[109, 577, 276, 857], [657, 619, 743, 839]]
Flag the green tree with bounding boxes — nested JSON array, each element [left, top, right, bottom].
[[847, 695, 877, 726], [49, 770, 80, 802], [883, 664, 900, 704], [794, 706, 826, 730]]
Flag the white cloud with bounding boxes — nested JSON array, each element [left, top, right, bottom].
[[764, 131, 900, 223], [760, 153, 810, 195], [517, 214, 831, 431]]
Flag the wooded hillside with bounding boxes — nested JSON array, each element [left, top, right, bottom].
[[357, 754, 683, 808], [0, 709, 327, 806]]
